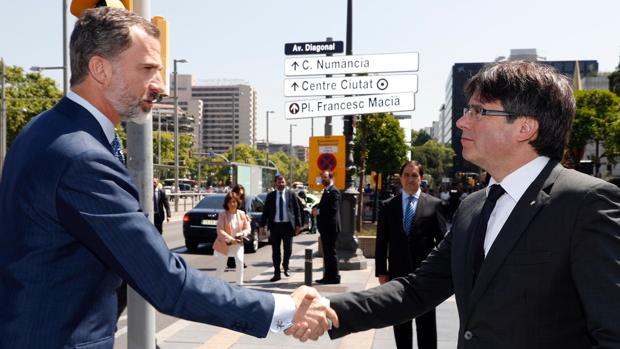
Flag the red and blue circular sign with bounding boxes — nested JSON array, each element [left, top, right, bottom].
[[317, 153, 337, 171]]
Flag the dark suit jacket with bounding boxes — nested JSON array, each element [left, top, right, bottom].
[[0, 98, 274, 349], [260, 189, 302, 231], [154, 187, 171, 218], [315, 185, 341, 235], [329, 160, 620, 348], [375, 192, 446, 278]]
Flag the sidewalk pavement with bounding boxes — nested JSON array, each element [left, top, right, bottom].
[[156, 239, 460, 349]]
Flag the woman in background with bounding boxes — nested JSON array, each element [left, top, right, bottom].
[[213, 192, 250, 285]]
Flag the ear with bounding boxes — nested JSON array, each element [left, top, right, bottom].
[[87, 55, 112, 86], [516, 117, 539, 142]]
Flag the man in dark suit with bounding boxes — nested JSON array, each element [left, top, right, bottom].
[[260, 174, 303, 282], [0, 8, 335, 348], [312, 170, 342, 284], [153, 177, 171, 234], [376, 160, 446, 349], [321, 61, 620, 348]]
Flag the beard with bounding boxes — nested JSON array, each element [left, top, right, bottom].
[[105, 72, 154, 125]]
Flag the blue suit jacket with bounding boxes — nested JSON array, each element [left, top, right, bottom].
[[0, 98, 274, 348]]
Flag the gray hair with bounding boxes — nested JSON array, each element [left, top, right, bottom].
[[69, 7, 159, 85]]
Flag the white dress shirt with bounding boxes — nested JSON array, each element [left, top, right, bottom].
[[401, 188, 421, 218], [274, 189, 290, 223], [484, 156, 550, 256]]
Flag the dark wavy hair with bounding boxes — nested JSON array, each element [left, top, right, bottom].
[[464, 61, 575, 160], [223, 192, 241, 210]]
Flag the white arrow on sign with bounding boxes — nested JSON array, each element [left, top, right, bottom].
[[285, 52, 419, 76], [284, 74, 418, 97], [285, 92, 415, 119]]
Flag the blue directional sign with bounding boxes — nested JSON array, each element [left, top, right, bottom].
[[285, 41, 344, 55]]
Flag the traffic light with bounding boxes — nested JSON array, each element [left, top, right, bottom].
[[151, 16, 169, 95], [70, 0, 131, 17]]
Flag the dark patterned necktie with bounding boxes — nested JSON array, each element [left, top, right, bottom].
[[111, 132, 126, 165], [278, 191, 284, 221], [403, 195, 416, 235], [472, 184, 505, 283]]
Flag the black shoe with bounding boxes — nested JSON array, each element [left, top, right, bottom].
[[270, 275, 281, 282], [283, 270, 291, 277], [315, 278, 340, 285], [243, 263, 248, 269]]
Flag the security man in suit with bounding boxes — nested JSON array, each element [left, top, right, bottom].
[[153, 177, 171, 234], [312, 170, 342, 284], [376, 160, 446, 349], [323, 61, 620, 348], [260, 174, 303, 282]]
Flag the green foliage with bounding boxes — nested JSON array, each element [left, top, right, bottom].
[[410, 139, 455, 186], [567, 89, 620, 166], [411, 129, 432, 146], [2, 64, 62, 147], [609, 66, 620, 97], [353, 113, 408, 177]]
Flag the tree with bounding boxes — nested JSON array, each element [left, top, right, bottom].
[[411, 129, 432, 146], [410, 139, 455, 186], [2, 64, 62, 147], [353, 113, 408, 179], [608, 64, 620, 97], [566, 90, 620, 172]]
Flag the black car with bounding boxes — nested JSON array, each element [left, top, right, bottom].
[[182, 193, 269, 253]]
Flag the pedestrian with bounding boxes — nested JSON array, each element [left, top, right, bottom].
[[213, 192, 249, 285], [228, 183, 248, 269], [153, 177, 171, 234], [0, 7, 335, 347], [260, 173, 302, 282], [322, 61, 620, 348], [312, 170, 342, 284], [375, 160, 447, 349]]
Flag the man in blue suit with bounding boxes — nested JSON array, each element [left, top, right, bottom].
[[0, 7, 336, 348]]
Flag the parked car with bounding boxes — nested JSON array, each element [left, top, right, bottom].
[[182, 194, 270, 253]]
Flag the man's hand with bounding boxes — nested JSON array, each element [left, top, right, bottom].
[[166, 216, 170, 222], [284, 286, 339, 341], [295, 226, 301, 236], [311, 207, 318, 217], [377, 274, 389, 285]]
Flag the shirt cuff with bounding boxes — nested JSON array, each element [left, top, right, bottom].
[[269, 293, 296, 333]]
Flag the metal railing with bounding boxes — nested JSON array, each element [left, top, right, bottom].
[[167, 192, 210, 213]]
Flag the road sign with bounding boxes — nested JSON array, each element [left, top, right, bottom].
[[284, 74, 418, 97], [285, 41, 344, 55], [285, 92, 415, 119], [285, 52, 418, 76], [308, 136, 345, 191], [317, 153, 337, 171]]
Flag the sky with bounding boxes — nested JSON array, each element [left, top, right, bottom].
[[1, 0, 619, 146]]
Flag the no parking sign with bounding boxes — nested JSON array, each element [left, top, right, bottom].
[[308, 136, 345, 191]]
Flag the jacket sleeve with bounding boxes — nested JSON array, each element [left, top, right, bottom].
[[260, 193, 271, 228], [216, 212, 234, 241], [162, 189, 171, 217], [375, 200, 389, 276], [55, 150, 275, 337], [329, 230, 455, 339], [570, 181, 620, 346], [433, 199, 448, 245]]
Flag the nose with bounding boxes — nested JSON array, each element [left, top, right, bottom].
[[150, 73, 165, 95], [456, 113, 469, 131]]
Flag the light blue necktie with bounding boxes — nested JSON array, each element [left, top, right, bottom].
[[111, 132, 126, 165], [404, 195, 416, 235]]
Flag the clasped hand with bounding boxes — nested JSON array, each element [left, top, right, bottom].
[[284, 286, 339, 341]]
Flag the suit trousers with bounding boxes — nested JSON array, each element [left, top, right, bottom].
[[154, 213, 164, 234], [270, 222, 293, 275], [320, 232, 339, 280], [393, 308, 437, 349]]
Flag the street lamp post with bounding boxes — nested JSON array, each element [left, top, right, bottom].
[[231, 94, 236, 162], [265, 110, 274, 166], [173, 58, 188, 211], [30, 66, 66, 95], [289, 123, 297, 183]]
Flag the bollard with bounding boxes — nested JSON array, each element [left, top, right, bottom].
[[305, 249, 313, 286]]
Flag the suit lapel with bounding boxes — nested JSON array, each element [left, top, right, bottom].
[[467, 160, 561, 314]]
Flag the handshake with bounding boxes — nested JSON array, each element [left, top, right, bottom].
[[285, 285, 340, 342]]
